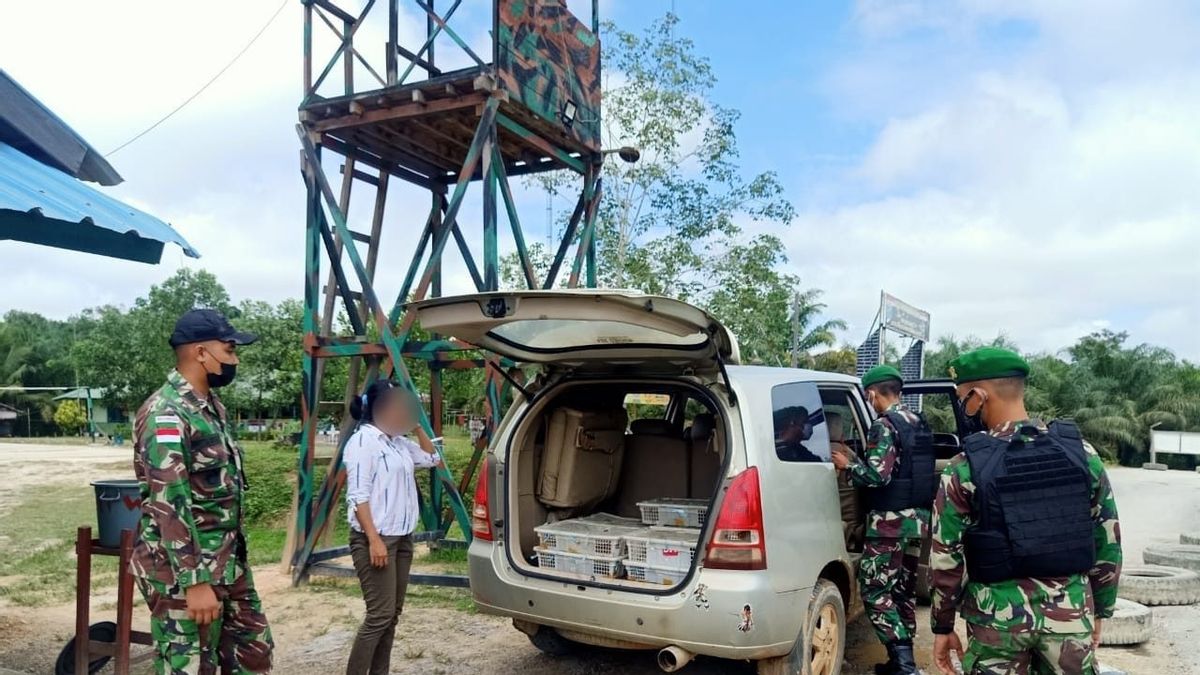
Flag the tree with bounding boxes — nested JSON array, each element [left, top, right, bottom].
[[510, 13, 835, 367], [74, 269, 235, 412], [811, 346, 858, 376], [53, 399, 87, 435]]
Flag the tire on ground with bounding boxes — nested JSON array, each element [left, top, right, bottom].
[[1182, 533, 1200, 546], [1143, 544, 1200, 573], [1141, 462, 1168, 471], [757, 579, 845, 675], [1100, 599, 1152, 646], [1117, 565, 1200, 606]]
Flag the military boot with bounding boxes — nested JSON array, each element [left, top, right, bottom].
[[893, 642, 918, 675]]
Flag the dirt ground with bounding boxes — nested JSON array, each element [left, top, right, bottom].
[[0, 441, 1196, 674]]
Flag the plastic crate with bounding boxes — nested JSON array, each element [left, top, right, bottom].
[[535, 517, 644, 557], [624, 560, 687, 587], [625, 527, 699, 570], [534, 547, 624, 579], [637, 498, 709, 528]]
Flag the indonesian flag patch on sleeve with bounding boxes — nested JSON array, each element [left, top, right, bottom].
[[155, 415, 183, 444]]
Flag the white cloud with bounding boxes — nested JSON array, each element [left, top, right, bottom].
[[790, 1, 1200, 360]]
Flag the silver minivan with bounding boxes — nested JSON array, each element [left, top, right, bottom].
[[410, 290, 964, 675]]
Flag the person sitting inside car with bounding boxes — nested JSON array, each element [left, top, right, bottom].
[[775, 406, 823, 462]]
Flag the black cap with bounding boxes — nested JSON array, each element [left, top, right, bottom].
[[169, 309, 257, 348]]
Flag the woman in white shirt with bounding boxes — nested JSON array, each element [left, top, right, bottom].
[[343, 380, 441, 675]]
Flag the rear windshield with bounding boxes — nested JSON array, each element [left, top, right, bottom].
[[490, 319, 708, 352]]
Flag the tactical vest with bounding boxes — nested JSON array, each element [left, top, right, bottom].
[[963, 420, 1096, 584], [868, 411, 937, 512]]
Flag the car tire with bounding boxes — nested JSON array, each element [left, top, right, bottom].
[[1100, 599, 1153, 646], [1118, 565, 1200, 606], [526, 626, 578, 657], [1181, 533, 1200, 546], [1143, 544, 1200, 573], [55, 622, 116, 675], [1141, 462, 1168, 471], [757, 580, 845, 675]]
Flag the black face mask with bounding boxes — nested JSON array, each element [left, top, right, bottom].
[[203, 354, 238, 388], [959, 390, 986, 435]]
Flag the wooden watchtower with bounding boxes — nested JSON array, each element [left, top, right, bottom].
[[289, 0, 604, 584]]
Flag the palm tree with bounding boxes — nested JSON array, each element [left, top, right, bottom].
[[790, 289, 848, 367]]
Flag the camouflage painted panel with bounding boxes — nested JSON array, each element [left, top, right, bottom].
[[496, 0, 601, 149]]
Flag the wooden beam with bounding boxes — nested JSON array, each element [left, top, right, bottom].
[[311, 91, 486, 133]]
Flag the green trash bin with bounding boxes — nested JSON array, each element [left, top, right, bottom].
[[92, 479, 142, 548]]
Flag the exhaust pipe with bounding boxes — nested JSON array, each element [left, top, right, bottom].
[[657, 645, 693, 672]]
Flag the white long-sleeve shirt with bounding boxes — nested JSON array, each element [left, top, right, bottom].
[[344, 423, 439, 536]]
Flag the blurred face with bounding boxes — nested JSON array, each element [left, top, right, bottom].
[[372, 389, 418, 436]]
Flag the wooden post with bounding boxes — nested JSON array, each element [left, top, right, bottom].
[[75, 526, 91, 675], [114, 528, 135, 674]]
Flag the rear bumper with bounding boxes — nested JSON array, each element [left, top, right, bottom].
[[469, 541, 805, 661]]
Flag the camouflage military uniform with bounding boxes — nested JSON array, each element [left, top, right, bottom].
[[846, 403, 931, 645], [930, 419, 1122, 675], [131, 370, 273, 674]]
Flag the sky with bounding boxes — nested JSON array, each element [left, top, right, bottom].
[[1, 0, 1197, 361]]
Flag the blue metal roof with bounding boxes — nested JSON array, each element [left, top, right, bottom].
[[0, 141, 199, 262]]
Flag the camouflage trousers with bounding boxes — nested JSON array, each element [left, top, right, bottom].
[[964, 623, 1095, 675], [136, 563, 273, 674], [857, 536, 921, 644]]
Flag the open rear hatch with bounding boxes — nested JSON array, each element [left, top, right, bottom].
[[407, 291, 740, 372]]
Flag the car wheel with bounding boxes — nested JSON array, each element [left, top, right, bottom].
[[526, 626, 577, 657], [1118, 565, 1200, 606], [757, 580, 845, 675]]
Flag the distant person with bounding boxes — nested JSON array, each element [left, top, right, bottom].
[[930, 348, 1122, 675], [343, 380, 441, 675], [832, 365, 934, 675], [774, 405, 822, 462], [130, 309, 273, 674]]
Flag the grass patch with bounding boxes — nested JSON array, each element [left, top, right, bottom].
[[0, 483, 119, 606]]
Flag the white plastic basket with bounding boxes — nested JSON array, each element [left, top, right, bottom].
[[624, 560, 687, 587], [625, 527, 699, 570], [637, 498, 709, 528], [535, 515, 645, 556], [534, 547, 624, 579]]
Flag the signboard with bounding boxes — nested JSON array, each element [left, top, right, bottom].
[[882, 293, 931, 342], [1151, 430, 1200, 458]]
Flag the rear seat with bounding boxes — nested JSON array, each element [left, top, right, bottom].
[[688, 413, 721, 498], [537, 407, 627, 510], [613, 418, 688, 517]]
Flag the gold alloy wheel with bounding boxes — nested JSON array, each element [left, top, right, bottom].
[[809, 603, 840, 675]]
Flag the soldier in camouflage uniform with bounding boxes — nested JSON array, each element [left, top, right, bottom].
[[833, 365, 935, 675], [930, 348, 1122, 675], [131, 309, 273, 674]]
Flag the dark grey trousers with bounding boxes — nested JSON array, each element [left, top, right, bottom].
[[346, 531, 414, 675]]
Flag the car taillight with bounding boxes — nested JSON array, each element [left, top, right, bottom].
[[704, 467, 766, 570], [471, 459, 494, 541]]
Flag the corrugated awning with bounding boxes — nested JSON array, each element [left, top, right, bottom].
[[0, 142, 199, 263]]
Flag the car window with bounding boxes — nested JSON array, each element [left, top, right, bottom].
[[819, 388, 867, 449], [624, 392, 671, 423], [914, 393, 957, 434], [771, 382, 831, 463]]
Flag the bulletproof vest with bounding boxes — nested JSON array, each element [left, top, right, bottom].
[[963, 421, 1096, 584], [868, 411, 937, 512]]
